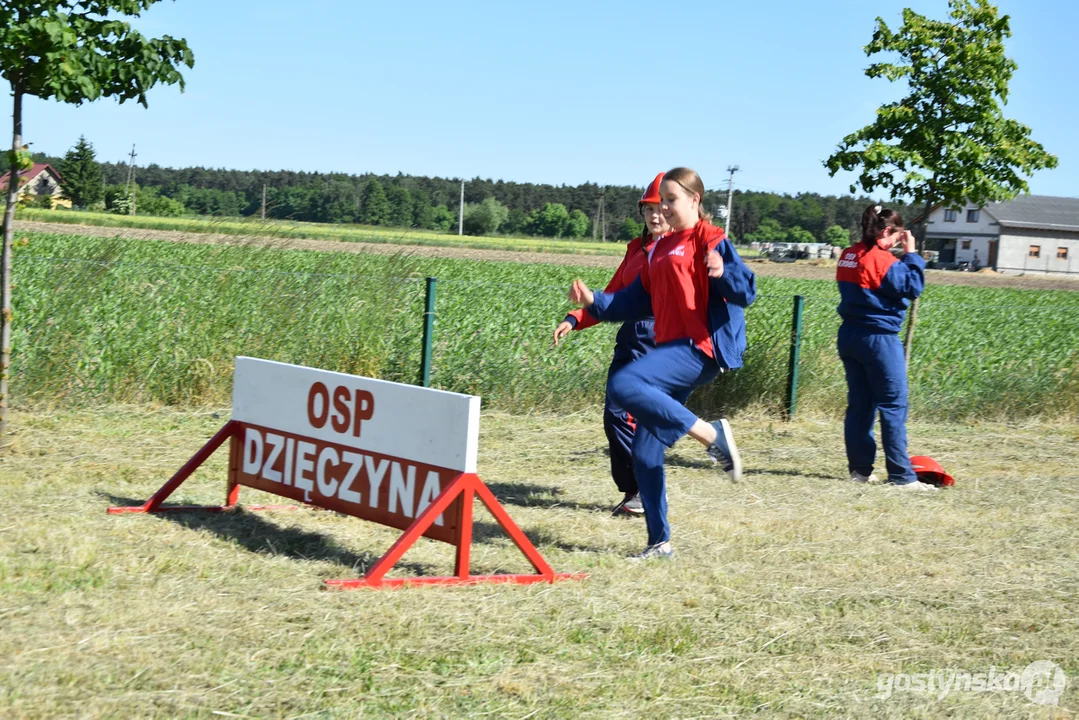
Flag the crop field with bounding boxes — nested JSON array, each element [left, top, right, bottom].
[[11, 231, 1079, 421], [16, 208, 635, 257]]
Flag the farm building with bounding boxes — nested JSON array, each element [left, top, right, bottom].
[[0, 163, 71, 208], [921, 194, 1079, 276]]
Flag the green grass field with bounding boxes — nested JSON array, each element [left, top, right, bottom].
[[1, 406, 1076, 717], [11, 231, 1079, 421]]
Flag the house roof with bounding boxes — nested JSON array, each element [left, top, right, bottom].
[[983, 194, 1079, 232], [0, 162, 62, 189]]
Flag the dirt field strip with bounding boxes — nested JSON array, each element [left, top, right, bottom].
[[16, 219, 1079, 290]]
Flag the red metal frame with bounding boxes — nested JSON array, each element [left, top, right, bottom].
[[108, 422, 584, 589], [324, 472, 585, 589], [106, 421, 300, 515]]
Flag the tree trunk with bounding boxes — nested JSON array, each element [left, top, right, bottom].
[[903, 196, 935, 366], [0, 84, 21, 449]]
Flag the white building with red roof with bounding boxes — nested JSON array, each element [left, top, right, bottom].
[[0, 163, 71, 208]]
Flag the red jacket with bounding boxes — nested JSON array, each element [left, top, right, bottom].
[[589, 219, 757, 369], [641, 222, 726, 357], [567, 233, 656, 330]]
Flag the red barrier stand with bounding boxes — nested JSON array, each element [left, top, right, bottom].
[[109, 419, 585, 589]]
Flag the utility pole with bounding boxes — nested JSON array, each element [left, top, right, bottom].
[[458, 180, 464, 236], [724, 165, 739, 237], [596, 187, 606, 241], [125, 144, 138, 216], [261, 183, 267, 220], [593, 190, 600, 241]]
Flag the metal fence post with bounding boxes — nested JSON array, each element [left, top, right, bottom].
[[420, 277, 437, 387], [785, 295, 805, 420]]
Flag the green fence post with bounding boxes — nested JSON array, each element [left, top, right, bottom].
[[785, 294, 805, 420], [419, 276, 437, 387]]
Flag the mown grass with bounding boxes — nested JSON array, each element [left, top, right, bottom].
[[17, 208, 634, 256], [11, 231, 1079, 421], [0, 406, 1076, 717]]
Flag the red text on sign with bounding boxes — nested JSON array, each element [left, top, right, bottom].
[[307, 382, 375, 437]]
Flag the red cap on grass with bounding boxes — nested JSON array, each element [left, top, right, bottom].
[[910, 456, 955, 487]]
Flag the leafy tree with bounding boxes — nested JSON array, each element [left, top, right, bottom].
[[30, 193, 53, 210], [428, 205, 455, 232], [462, 197, 508, 236], [824, 224, 851, 247], [104, 184, 182, 216], [564, 209, 589, 239], [385, 184, 414, 227], [318, 179, 358, 224], [358, 178, 390, 226], [824, 0, 1057, 251], [136, 187, 185, 217], [527, 202, 571, 238], [501, 208, 529, 236], [744, 217, 787, 244], [787, 226, 815, 244], [275, 185, 318, 222], [58, 135, 103, 208], [0, 0, 193, 443], [410, 189, 434, 229], [617, 217, 644, 242]]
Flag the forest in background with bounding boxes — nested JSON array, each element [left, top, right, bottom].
[[7, 145, 906, 244]]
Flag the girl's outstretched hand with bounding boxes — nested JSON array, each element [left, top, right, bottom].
[[568, 279, 594, 307], [552, 320, 572, 346]]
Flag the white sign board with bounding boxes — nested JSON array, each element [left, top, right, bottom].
[[232, 357, 480, 472]]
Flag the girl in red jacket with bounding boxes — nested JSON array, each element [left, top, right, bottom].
[[553, 172, 669, 516], [567, 168, 757, 560]]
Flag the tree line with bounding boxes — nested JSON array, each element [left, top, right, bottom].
[[10, 138, 904, 244]]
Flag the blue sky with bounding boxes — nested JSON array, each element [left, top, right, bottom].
[[7, 0, 1077, 197]]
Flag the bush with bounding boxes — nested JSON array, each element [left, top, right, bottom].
[[824, 225, 852, 246], [526, 203, 570, 238], [30, 193, 54, 210], [618, 217, 644, 242], [462, 197, 509, 236], [565, 209, 589, 239]]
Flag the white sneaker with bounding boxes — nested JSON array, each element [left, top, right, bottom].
[[889, 480, 937, 492], [706, 419, 742, 483], [849, 471, 880, 484], [627, 542, 674, 562]]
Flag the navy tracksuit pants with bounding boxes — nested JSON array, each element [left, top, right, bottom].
[[837, 325, 917, 484], [603, 378, 638, 496], [602, 319, 657, 497], [607, 341, 720, 546]]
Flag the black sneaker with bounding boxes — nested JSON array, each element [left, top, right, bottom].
[[706, 418, 743, 483], [612, 492, 644, 516]]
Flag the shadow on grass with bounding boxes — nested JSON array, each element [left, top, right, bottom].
[[99, 493, 435, 576], [483, 482, 614, 513], [744, 468, 839, 481], [663, 455, 838, 482], [466, 519, 609, 555], [665, 454, 714, 470]]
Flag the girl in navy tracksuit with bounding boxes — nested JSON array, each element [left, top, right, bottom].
[[567, 168, 757, 559], [836, 205, 930, 489], [553, 173, 668, 517]]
